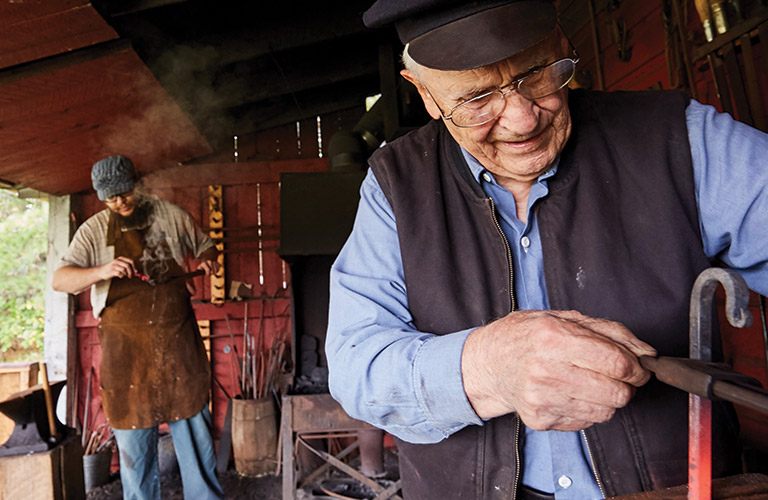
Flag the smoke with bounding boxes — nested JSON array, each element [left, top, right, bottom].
[[95, 42, 235, 164], [150, 43, 240, 139]]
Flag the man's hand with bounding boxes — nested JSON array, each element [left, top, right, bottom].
[[52, 257, 137, 295], [461, 310, 656, 431], [98, 256, 137, 280], [196, 259, 220, 276]]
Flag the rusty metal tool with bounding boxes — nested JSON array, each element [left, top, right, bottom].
[[688, 269, 752, 500], [134, 269, 205, 286], [640, 356, 768, 414], [650, 268, 753, 500]]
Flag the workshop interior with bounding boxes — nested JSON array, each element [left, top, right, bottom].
[[1, 0, 768, 499]]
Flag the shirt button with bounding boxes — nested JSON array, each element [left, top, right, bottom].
[[520, 236, 531, 249], [558, 475, 573, 489], [482, 172, 492, 183]]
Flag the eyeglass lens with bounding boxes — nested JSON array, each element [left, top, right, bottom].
[[106, 192, 132, 203], [451, 58, 576, 127]]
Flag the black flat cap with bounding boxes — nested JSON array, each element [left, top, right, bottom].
[[363, 0, 557, 71]]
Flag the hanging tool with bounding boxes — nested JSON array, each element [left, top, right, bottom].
[[709, 0, 729, 35], [694, 0, 715, 41], [243, 301, 251, 398], [587, 0, 605, 90], [40, 362, 60, 444], [82, 366, 93, 448], [282, 260, 288, 289], [669, 0, 698, 99], [257, 183, 264, 287], [224, 313, 244, 393]]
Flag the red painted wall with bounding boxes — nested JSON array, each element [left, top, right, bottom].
[[568, 0, 768, 455]]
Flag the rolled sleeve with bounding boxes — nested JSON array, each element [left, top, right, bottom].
[[413, 330, 483, 436]]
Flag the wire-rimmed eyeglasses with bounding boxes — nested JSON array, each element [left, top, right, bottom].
[[425, 53, 579, 128], [104, 190, 134, 205]]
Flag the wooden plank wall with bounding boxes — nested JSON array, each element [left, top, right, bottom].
[[565, 0, 768, 109]]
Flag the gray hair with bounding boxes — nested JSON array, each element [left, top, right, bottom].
[[401, 44, 424, 82]]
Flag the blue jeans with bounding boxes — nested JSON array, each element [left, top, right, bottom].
[[113, 407, 223, 500]]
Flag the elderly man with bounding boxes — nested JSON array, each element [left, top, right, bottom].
[[52, 155, 223, 500], [325, 1, 768, 499]]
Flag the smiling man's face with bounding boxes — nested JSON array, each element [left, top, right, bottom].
[[402, 31, 572, 188]]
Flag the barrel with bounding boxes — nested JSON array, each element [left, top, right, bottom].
[[231, 398, 277, 477]]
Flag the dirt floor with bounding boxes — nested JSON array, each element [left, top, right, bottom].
[[85, 443, 400, 500], [85, 468, 283, 500]]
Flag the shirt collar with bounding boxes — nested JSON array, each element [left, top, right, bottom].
[[460, 147, 560, 186]]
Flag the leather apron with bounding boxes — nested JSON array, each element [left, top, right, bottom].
[[98, 216, 210, 430]]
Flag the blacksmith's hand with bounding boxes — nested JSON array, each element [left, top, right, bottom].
[[99, 256, 137, 280], [461, 310, 656, 431], [197, 259, 220, 276]]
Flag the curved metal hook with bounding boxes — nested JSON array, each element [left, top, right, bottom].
[[689, 268, 753, 361]]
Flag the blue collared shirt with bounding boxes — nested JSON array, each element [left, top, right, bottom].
[[326, 99, 768, 499]]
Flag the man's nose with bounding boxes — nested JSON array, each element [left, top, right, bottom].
[[495, 91, 539, 131]]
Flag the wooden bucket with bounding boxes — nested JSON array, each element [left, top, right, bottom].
[[231, 398, 277, 477]]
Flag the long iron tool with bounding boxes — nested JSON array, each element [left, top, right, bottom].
[[641, 268, 754, 500], [134, 269, 205, 286]]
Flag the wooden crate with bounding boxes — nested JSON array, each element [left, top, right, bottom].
[[0, 362, 40, 445], [0, 435, 85, 500]]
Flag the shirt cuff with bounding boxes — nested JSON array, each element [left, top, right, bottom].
[[413, 328, 483, 436]]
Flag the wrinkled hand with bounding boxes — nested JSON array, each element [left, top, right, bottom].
[[99, 257, 136, 280], [461, 310, 656, 431], [196, 259, 220, 276]]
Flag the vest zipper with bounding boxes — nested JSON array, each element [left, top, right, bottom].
[[581, 430, 607, 497], [513, 415, 522, 500], [487, 198, 516, 311]]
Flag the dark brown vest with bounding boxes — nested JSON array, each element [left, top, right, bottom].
[[370, 89, 740, 499]]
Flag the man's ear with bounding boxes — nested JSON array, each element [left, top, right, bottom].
[[400, 69, 442, 121]]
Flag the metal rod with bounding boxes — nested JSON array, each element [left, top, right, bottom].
[[243, 302, 250, 397], [257, 183, 264, 286], [282, 260, 287, 289], [82, 366, 93, 448], [689, 395, 712, 500]]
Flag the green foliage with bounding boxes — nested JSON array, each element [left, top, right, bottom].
[[0, 190, 47, 362]]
